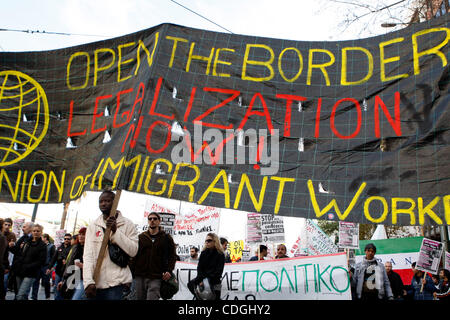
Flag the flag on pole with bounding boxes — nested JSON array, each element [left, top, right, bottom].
[[355, 237, 423, 284]]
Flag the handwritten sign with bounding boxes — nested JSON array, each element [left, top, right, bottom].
[[228, 240, 244, 263], [305, 219, 338, 255], [173, 253, 351, 300], [142, 195, 220, 257]]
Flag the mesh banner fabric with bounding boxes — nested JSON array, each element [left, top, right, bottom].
[[0, 15, 449, 226]]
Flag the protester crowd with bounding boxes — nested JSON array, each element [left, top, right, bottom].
[[349, 243, 450, 301], [1, 192, 449, 301]]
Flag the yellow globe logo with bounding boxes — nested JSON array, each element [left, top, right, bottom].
[[0, 71, 49, 166]]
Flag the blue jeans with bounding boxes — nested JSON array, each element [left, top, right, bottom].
[[16, 277, 36, 300], [32, 266, 51, 299], [4, 273, 9, 292], [71, 281, 86, 300], [90, 284, 124, 300], [54, 274, 64, 300]]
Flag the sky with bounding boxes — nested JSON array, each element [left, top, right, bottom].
[[0, 0, 412, 251]]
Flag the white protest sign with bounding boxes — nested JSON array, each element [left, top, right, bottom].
[[54, 229, 67, 248], [143, 196, 220, 258], [416, 238, 443, 274], [142, 196, 179, 233], [290, 236, 308, 257], [261, 214, 285, 243], [175, 202, 221, 257], [173, 253, 351, 300], [305, 219, 338, 255], [12, 218, 24, 238], [246, 212, 262, 244], [338, 222, 359, 249]]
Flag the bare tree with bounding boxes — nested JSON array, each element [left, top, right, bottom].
[[318, 0, 448, 39]]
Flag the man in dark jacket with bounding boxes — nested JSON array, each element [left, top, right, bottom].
[[15, 224, 47, 300], [9, 221, 34, 298], [31, 233, 55, 300], [2, 218, 16, 297], [132, 212, 177, 300], [46, 233, 72, 300], [408, 262, 436, 300], [385, 261, 406, 300]]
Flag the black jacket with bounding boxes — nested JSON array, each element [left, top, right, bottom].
[[48, 243, 72, 277], [195, 248, 225, 286], [0, 233, 6, 271], [131, 230, 177, 279], [62, 243, 84, 280], [15, 237, 46, 278], [387, 270, 404, 299], [10, 234, 31, 272]]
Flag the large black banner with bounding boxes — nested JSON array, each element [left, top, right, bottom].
[[0, 15, 449, 226]]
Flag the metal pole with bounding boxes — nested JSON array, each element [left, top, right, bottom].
[[441, 226, 449, 267], [31, 203, 39, 222]]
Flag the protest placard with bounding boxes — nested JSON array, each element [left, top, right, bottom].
[[146, 212, 176, 236], [261, 214, 285, 243], [12, 218, 24, 238], [173, 252, 351, 300], [416, 238, 443, 274], [246, 213, 262, 244], [338, 222, 359, 249], [228, 240, 244, 263], [142, 196, 179, 232], [289, 236, 308, 257], [54, 229, 67, 248], [305, 219, 338, 255], [143, 196, 220, 257]]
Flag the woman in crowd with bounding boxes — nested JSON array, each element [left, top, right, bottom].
[[15, 224, 46, 300], [57, 227, 86, 300], [187, 233, 225, 300]]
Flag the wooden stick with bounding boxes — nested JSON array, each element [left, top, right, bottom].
[[93, 189, 122, 284], [60, 202, 69, 230], [420, 271, 426, 293]]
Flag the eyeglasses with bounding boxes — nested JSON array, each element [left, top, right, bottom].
[[64, 238, 71, 240], [205, 239, 213, 243], [148, 217, 159, 221]]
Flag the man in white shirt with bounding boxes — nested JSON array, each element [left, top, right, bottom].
[[83, 190, 138, 300]]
